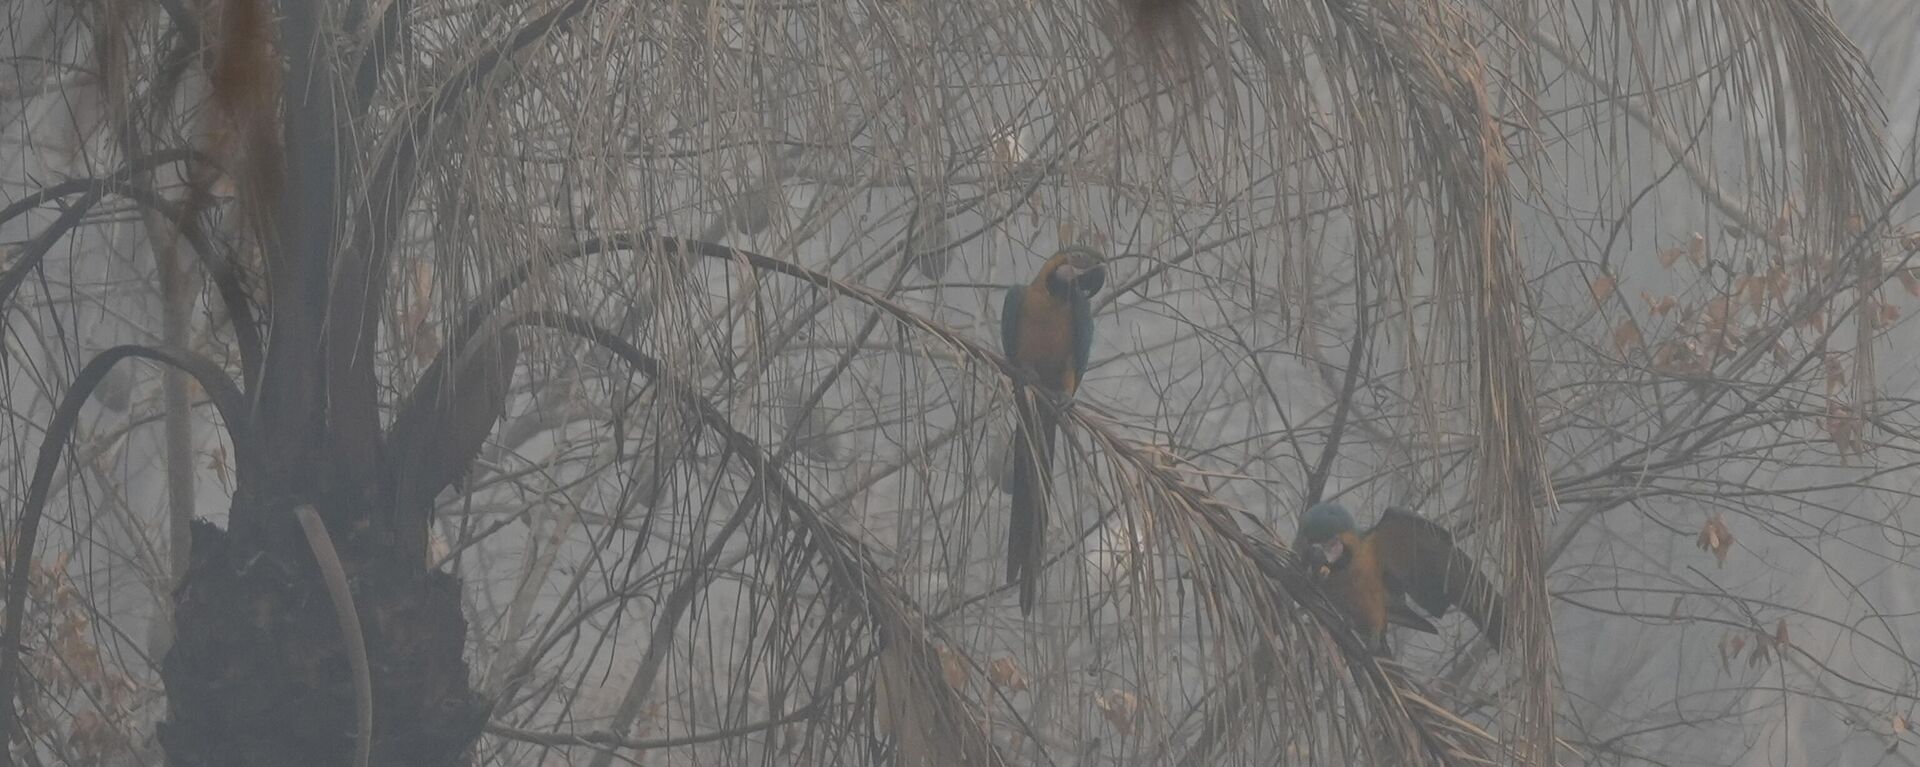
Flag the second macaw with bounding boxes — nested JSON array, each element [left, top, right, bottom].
[[1294, 502, 1506, 654], [999, 245, 1106, 615]]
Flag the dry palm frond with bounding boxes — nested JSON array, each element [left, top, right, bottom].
[[552, 239, 1510, 765], [10, 0, 1905, 763], [519, 311, 1009, 766]]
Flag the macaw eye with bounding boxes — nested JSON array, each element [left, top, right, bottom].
[[1315, 539, 1344, 564]]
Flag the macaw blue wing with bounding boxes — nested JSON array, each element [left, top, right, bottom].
[[1000, 287, 1024, 359], [1071, 293, 1095, 378]]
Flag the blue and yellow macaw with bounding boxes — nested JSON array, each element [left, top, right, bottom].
[[999, 245, 1106, 615], [1294, 502, 1506, 654]]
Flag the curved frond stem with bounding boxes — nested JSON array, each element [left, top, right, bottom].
[[516, 311, 1012, 766], [0, 344, 250, 754]]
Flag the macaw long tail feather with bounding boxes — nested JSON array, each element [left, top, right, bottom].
[[1007, 390, 1058, 615]]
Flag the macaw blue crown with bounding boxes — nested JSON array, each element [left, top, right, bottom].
[[1297, 502, 1357, 542]]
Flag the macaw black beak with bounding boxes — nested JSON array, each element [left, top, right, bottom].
[[1075, 264, 1106, 296], [1048, 259, 1107, 299], [1310, 540, 1343, 578]]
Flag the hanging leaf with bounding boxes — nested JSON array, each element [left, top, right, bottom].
[[1657, 247, 1686, 269], [1094, 690, 1138, 736], [1688, 232, 1708, 267], [1610, 321, 1643, 358], [1825, 401, 1865, 455], [1704, 297, 1731, 326], [1589, 275, 1616, 304], [1696, 513, 1733, 566], [1768, 264, 1792, 307], [936, 645, 970, 693], [989, 656, 1028, 692], [1653, 340, 1700, 373], [1643, 293, 1678, 318]]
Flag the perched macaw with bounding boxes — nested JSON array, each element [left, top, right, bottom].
[[999, 245, 1106, 615], [1294, 502, 1506, 654]]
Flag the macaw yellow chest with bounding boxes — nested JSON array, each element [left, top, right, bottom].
[[1325, 535, 1389, 638], [1014, 285, 1080, 394]]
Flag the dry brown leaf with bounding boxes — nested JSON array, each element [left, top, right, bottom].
[[1901, 232, 1920, 253], [1847, 213, 1867, 234], [1743, 276, 1767, 313], [1768, 264, 1791, 304], [1704, 297, 1731, 327], [412, 259, 434, 317], [1652, 341, 1693, 373], [989, 656, 1027, 692], [1878, 302, 1901, 330], [1894, 713, 1909, 736], [1657, 246, 1686, 269], [1688, 232, 1708, 267], [1774, 619, 1790, 649], [1899, 268, 1920, 298], [1590, 275, 1617, 304], [1825, 401, 1864, 455], [936, 645, 969, 693], [1611, 321, 1643, 358], [1095, 690, 1138, 736], [1696, 514, 1733, 566], [1057, 221, 1076, 245], [1644, 293, 1679, 318]]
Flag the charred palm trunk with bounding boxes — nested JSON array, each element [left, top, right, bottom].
[[0, 0, 585, 762], [147, 0, 532, 762], [157, 519, 486, 766]]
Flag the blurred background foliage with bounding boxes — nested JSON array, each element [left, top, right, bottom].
[[3, 0, 1920, 764]]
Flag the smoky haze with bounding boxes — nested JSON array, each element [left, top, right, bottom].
[[2, 0, 1919, 765]]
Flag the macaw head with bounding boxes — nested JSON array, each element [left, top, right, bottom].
[[1295, 502, 1359, 577], [1045, 245, 1107, 300]]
